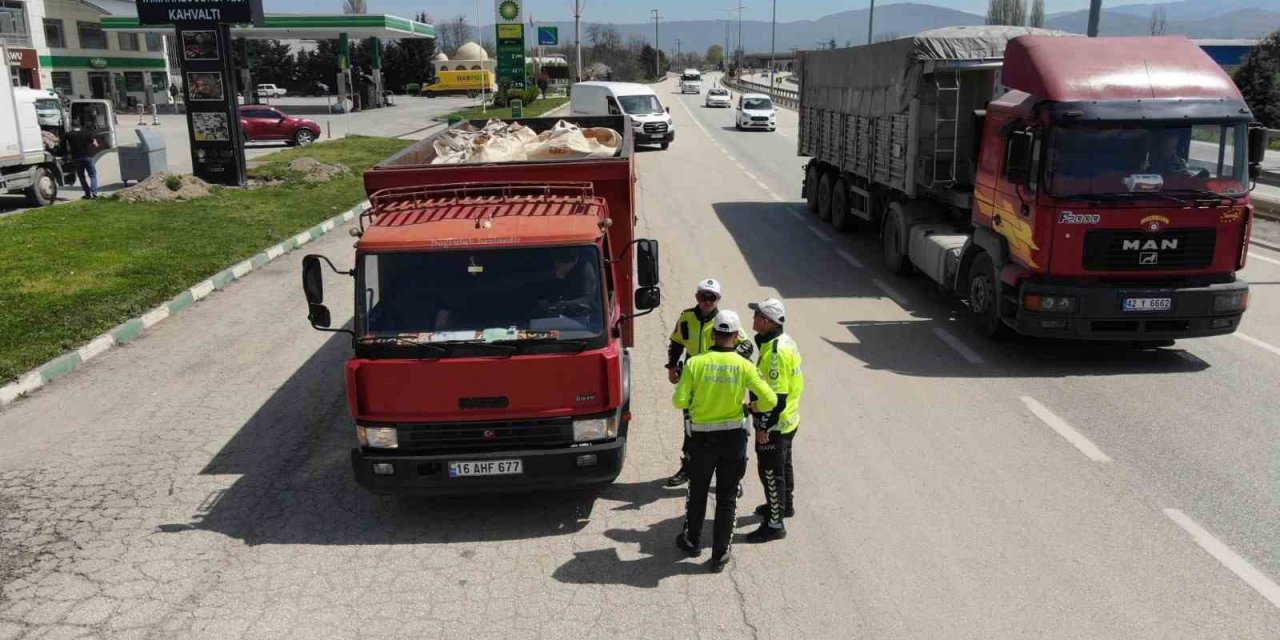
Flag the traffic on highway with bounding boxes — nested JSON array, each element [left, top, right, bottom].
[[3, 25, 1280, 640]]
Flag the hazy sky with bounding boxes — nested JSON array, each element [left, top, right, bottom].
[[263, 0, 1172, 23]]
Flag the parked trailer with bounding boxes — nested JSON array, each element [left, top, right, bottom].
[[799, 28, 1266, 342]]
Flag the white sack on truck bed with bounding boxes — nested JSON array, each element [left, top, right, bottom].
[[431, 119, 620, 164]]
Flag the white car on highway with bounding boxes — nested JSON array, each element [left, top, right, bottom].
[[735, 93, 776, 131], [705, 87, 731, 108]]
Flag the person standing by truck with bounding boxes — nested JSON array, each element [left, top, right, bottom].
[[665, 278, 754, 487], [745, 297, 805, 543], [65, 122, 99, 199], [673, 310, 777, 573]]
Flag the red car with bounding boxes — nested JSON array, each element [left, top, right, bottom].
[[237, 105, 321, 146]]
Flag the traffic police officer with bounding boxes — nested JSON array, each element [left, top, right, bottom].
[[745, 297, 805, 543], [673, 310, 777, 572], [665, 278, 754, 487]]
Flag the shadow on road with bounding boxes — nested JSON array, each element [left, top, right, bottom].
[[156, 331, 680, 545], [551, 516, 706, 587]]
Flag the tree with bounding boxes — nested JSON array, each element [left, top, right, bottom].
[[382, 13, 438, 92], [341, 0, 367, 14], [1149, 7, 1167, 36], [637, 44, 669, 80], [438, 14, 472, 55], [827, 38, 837, 51], [706, 44, 724, 66], [986, 0, 1027, 26], [1234, 30, 1280, 128], [1028, 0, 1045, 28]]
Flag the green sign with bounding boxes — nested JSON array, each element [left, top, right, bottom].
[[537, 26, 557, 46], [510, 99, 523, 118], [495, 22, 525, 89]]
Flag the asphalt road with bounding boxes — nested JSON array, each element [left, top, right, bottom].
[[4, 76, 1280, 638]]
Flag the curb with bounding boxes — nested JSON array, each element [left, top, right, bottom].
[[0, 200, 370, 409], [1253, 237, 1280, 254]]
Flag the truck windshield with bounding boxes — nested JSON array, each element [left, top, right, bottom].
[[1047, 123, 1248, 199], [358, 245, 606, 350], [618, 95, 663, 115]]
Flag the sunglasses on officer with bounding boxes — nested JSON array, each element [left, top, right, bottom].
[[696, 292, 720, 303]]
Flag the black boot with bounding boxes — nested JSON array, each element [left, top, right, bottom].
[[666, 467, 690, 487], [745, 523, 787, 543], [709, 550, 733, 573], [675, 532, 701, 557], [754, 503, 795, 518]]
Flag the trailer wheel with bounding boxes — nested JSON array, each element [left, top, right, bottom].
[[882, 203, 912, 275], [967, 252, 1010, 340], [816, 173, 834, 222], [805, 165, 821, 213], [25, 167, 56, 207], [830, 179, 856, 232]]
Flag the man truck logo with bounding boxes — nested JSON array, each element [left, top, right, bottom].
[[1139, 252, 1159, 265], [483, 429, 498, 440], [1058, 211, 1100, 225], [1122, 239, 1179, 251], [1140, 215, 1171, 232]]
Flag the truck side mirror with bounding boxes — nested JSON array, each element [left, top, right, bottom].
[[635, 239, 660, 287], [1005, 130, 1034, 186], [302, 255, 325, 304], [635, 286, 661, 311], [308, 303, 332, 329], [1248, 125, 1268, 166]]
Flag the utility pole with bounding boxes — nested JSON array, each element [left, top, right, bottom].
[[1087, 0, 1102, 37], [574, 0, 583, 81], [675, 38, 681, 64], [736, 0, 743, 70], [651, 9, 662, 78], [867, 0, 875, 44], [769, 0, 776, 88]]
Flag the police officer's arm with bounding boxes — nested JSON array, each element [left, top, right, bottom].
[[733, 331, 755, 360], [672, 362, 696, 410], [667, 317, 687, 369], [745, 364, 778, 414]]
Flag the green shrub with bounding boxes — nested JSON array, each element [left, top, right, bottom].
[[164, 175, 183, 192]]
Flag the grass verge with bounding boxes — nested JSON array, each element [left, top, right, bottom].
[[0, 135, 410, 383], [443, 96, 569, 122]]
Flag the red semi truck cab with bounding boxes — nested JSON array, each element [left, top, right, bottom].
[[300, 116, 662, 494], [974, 35, 1260, 339]]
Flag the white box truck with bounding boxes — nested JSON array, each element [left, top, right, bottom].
[[0, 46, 115, 206]]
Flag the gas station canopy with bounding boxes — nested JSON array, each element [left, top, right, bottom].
[[100, 14, 437, 40]]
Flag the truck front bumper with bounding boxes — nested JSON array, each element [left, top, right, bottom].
[[1012, 279, 1248, 340], [351, 438, 625, 495]]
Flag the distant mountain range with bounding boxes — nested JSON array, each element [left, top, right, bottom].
[[486, 1, 1276, 57]]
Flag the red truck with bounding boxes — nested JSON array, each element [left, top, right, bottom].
[[300, 116, 661, 494], [799, 28, 1268, 342]]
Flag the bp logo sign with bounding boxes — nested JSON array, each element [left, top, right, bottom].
[[497, 0, 520, 22]]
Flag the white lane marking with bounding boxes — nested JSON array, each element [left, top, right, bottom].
[[871, 278, 910, 307], [1235, 332, 1280, 358], [743, 171, 758, 181], [807, 225, 832, 242], [1020, 396, 1111, 462], [932, 327, 985, 365], [1164, 508, 1280, 610], [1248, 252, 1280, 267], [835, 249, 864, 269], [787, 208, 805, 222]]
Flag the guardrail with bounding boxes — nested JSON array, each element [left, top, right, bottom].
[[722, 76, 799, 110]]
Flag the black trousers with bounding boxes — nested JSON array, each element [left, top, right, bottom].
[[756, 429, 796, 525], [683, 429, 748, 558]]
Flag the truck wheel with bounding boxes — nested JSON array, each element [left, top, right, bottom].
[[830, 179, 855, 232], [882, 203, 912, 275], [25, 167, 56, 207], [816, 174, 834, 222], [805, 165, 821, 213], [967, 252, 1011, 340]]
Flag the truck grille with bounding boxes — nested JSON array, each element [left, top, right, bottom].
[[643, 122, 668, 134], [396, 418, 574, 453], [1082, 228, 1215, 271]]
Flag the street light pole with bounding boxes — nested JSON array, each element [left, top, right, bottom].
[[769, 0, 776, 88], [1087, 0, 1102, 37], [736, 0, 743, 69], [867, 0, 875, 44], [651, 9, 662, 79], [574, 0, 583, 81]]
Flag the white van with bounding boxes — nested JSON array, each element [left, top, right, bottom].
[[679, 69, 702, 94], [570, 82, 675, 149]]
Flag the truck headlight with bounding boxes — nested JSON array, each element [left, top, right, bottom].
[[573, 415, 618, 442], [1213, 290, 1248, 312], [357, 425, 398, 449], [1023, 294, 1076, 313]]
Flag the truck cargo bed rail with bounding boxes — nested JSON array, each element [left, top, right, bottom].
[[361, 182, 600, 232]]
